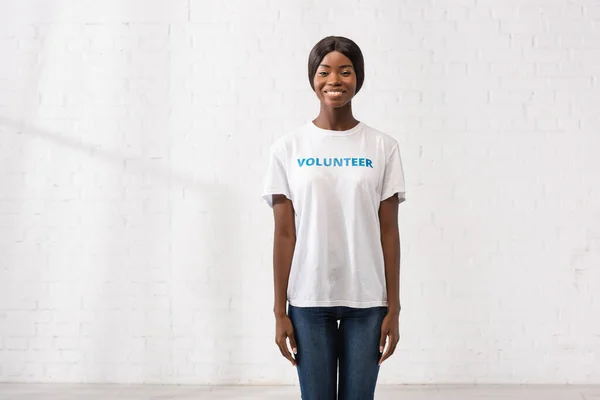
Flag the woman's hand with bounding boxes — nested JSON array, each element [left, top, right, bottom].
[[378, 312, 400, 365], [275, 314, 297, 366]]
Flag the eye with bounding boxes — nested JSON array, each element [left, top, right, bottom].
[[318, 71, 352, 77]]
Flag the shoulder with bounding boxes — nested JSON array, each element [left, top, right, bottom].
[[361, 123, 401, 151], [269, 122, 312, 154]]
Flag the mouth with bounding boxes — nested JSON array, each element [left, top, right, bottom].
[[324, 90, 346, 98]]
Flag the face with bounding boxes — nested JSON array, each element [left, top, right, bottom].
[[313, 51, 357, 108]]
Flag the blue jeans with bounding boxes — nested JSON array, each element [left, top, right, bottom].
[[288, 304, 388, 400]]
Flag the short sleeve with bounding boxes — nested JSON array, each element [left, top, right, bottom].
[[381, 144, 406, 203], [262, 144, 292, 208]]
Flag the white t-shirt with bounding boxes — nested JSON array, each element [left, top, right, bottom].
[[262, 121, 406, 308]]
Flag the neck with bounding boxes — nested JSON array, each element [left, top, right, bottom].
[[313, 102, 359, 131]]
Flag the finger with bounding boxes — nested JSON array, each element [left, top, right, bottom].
[[378, 336, 398, 365], [379, 330, 387, 354], [278, 344, 295, 365], [278, 342, 296, 366], [288, 333, 298, 355], [378, 347, 391, 365], [278, 342, 294, 361]]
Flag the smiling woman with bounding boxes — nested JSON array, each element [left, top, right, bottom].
[[308, 40, 365, 121], [263, 36, 407, 400], [308, 37, 365, 95]]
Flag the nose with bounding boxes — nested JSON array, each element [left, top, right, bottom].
[[327, 72, 342, 85]]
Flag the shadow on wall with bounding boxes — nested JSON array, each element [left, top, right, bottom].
[[1, 0, 243, 382], [0, 114, 240, 384]]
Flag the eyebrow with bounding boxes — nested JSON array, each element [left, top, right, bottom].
[[319, 64, 354, 69]]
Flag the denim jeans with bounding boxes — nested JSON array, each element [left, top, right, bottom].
[[288, 304, 388, 400]]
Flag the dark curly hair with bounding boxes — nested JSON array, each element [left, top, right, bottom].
[[308, 36, 365, 94]]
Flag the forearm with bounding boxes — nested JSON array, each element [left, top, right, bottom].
[[273, 234, 296, 317], [381, 228, 401, 313]]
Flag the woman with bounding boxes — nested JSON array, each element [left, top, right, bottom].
[[262, 36, 406, 400]]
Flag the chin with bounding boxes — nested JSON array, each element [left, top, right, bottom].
[[323, 101, 349, 108]]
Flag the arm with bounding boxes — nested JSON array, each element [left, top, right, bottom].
[[271, 194, 298, 366], [378, 194, 401, 365], [379, 194, 401, 313], [272, 194, 296, 317]]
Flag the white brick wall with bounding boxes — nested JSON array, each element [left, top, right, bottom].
[[0, 0, 599, 385]]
